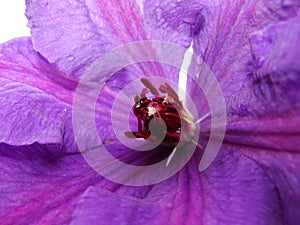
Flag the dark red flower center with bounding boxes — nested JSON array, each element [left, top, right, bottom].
[[125, 78, 197, 148], [124, 78, 204, 165], [126, 95, 182, 146]]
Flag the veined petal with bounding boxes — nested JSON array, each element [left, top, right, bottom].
[[192, 0, 300, 115], [70, 148, 281, 225], [226, 15, 300, 116], [229, 144, 300, 225], [0, 78, 66, 146], [27, 0, 141, 78], [143, 0, 204, 47], [222, 100, 300, 225], [25, 0, 128, 77], [193, 8, 300, 223], [26, 0, 209, 78], [0, 38, 76, 146], [245, 16, 300, 114], [0, 39, 151, 223], [192, 6, 300, 222], [0, 37, 76, 105], [202, 14, 300, 223], [224, 116, 300, 153], [0, 143, 100, 224], [3, 2, 298, 225]]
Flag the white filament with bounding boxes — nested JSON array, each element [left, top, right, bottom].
[[166, 146, 178, 167], [195, 112, 211, 124]]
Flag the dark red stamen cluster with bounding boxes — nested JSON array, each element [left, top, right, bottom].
[[126, 96, 182, 146], [125, 78, 203, 161], [133, 97, 181, 143]]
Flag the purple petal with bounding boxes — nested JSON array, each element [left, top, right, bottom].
[[0, 38, 76, 105], [0, 38, 76, 146], [246, 152, 300, 225], [227, 15, 300, 116], [0, 39, 152, 224], [26, 0, 110, 77], [192, 1, 300, 115], [70, 148, 281, 225], [24, 0, 145, 78], [190, 4, 300, 223], [225, 116, 300, 153], [223, 114, 300, 225], [0, 143, 100, 224], [25, 0, 210, 78], [143, 0, 204, 47], [3, 3, 299, 224], [0, 38, 169, 224], [0, 77, 66, 145], [245, 16, 300, 114], [223, 94, 300, 225]]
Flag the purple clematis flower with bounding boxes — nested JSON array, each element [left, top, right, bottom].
[[1, 0, 300, 224]]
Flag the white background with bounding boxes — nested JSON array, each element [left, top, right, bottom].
[[0, 0, 30, 44]]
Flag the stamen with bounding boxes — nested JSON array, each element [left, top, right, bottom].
[[192, 139, 203, 149], [195, 112, 210, 124], [140, 78, 160, 96], [140, 88, 149, 99], [124, 131, 136, 138], [159, 83, 182, 106], [103, 139, 114, 145], [164, 82, 180, 101], [134, 95, 139, 103], [126, 78, 203, 164]]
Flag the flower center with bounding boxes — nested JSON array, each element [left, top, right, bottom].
[[132, 95, 182, 145], [125, 78, 197, 148]]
